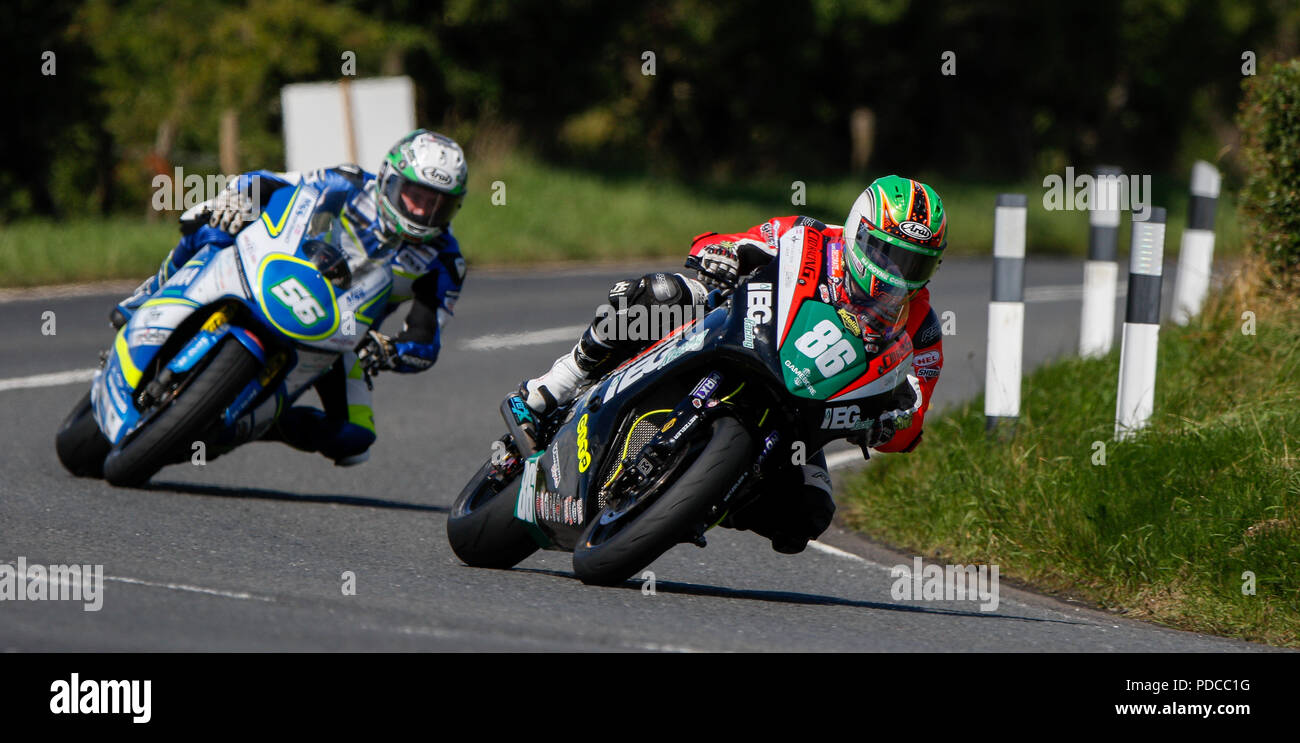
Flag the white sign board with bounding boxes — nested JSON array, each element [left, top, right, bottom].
[[281, 76, 416, 172]]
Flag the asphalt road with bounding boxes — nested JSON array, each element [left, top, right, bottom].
[[0, 257, 1271, 651]]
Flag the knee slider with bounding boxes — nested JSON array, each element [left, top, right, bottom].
[[610, 273, 688, 309], [320, 422, 375, 461]]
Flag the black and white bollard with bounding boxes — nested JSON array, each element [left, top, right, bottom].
[[985, 193, 1026, 433], [1080, 166, 1123, 358], [1171, 160, 1221, 325], [1115, 207, 1167, 441]]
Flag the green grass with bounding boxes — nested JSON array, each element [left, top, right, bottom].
[[841, 273, 1300, 646], [0, 153, 1244, 286], [0, 218, 175, 288], [455, 155, 1243, 263]]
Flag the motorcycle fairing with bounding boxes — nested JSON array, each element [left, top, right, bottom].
[[91, 182, 393, 446]]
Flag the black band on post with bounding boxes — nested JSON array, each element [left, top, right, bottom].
[[1125, 274, 1163, 325], [1187, 194, 1217, 231], [1087, 225, 1119, 262], [992, 257, 1024, 303]]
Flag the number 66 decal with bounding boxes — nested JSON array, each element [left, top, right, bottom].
[[794, 319, 857, 376], [270, 277, 326, 324]]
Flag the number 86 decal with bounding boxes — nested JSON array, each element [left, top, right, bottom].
[[794, 319, 857, 376]]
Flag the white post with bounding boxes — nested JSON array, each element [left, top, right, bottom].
[[1115, 207, 1167, 441], [1171, 160, 1221, 325], [985, 194, 1026, 432], [1080, 166, 1123, 358]]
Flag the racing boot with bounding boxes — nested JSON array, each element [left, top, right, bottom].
[[270, 406, 375, 467], [725, 456, 835, 554], [520, 349, 587, 418], [521, 326, 620, 416], [506, 328, 618, 452]]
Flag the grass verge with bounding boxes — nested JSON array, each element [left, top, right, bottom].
[[841, 262, 1299, 646], [0, 153, 1243, 287], [0, 218, 175, 288]]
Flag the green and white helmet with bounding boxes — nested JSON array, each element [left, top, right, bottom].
[[843, 175, 947, 298], [376, 129, 468, 243]]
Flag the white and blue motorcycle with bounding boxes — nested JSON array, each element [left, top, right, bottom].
[[56, 183, 395, 486]]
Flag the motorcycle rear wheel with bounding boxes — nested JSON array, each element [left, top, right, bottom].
[[55, 390, 112, 478], [446, 455, 540, 569]]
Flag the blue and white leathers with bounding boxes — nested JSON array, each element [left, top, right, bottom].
[[150, 166, 466, 369], [92, 182, 397, 462], [114, 165, 468, 461]]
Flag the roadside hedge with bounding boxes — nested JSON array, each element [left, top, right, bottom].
[[1238, 58, 1300, 275]]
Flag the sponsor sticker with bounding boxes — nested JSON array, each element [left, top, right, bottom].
[[836, 308, 861, 338], [821, 404, 862, 430], [744, 282, 773, 349], [576, 414, 591, 472], [691, 372, 721, 401], [914, 350, 941, 367], [899, 221, 933, 241]]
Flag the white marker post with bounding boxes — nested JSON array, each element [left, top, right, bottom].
[[985, 193, 1027, 433], [1080, 166, 1123, 358], [1115, 207, 1167, 441], [1171, 160, 1221, 325]]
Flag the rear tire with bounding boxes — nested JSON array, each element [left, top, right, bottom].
[[103, 337, 260, 487], [446, 457, 540, 569], [55, 391, 111, 478], [572, 416, 752, 587]]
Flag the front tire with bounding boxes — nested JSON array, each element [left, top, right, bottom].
[[572, 416, 753, 587], [103, 337, 260, 487], [55, 391, 111, 478], [446, 457, 540, 569]]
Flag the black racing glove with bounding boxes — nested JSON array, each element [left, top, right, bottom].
[[696, 242, 740, 290], [865, 416, 897, 449], [356, 330, 397, 376]]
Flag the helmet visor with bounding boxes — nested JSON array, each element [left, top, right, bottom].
[[853, 222, 942, 289], [842, 253, 908, 341], [382, 176, 460, 229]]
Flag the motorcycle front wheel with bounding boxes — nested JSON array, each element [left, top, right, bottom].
[[573, 415, 753, 587], [103, 337, 260, 487]]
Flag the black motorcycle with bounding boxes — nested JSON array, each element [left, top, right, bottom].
[[447, 234, 920, 586]]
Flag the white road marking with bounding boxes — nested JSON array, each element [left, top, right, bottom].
[[825, 448, 871, 470], [807, 539, 880, 565], [104, 575, 275, 602], [0, 368, 97, 393], [1024, 283, 1127, 303], [460, 324, 588, 351]]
